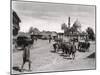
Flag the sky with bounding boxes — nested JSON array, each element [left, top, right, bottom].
[[12, 1, 95, 33]]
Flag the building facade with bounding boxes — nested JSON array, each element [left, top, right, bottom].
[[13, 10, 21, 36]]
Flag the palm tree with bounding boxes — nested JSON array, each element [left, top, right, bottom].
[[68, 19, 81, 35], [72, 19, 81, 32], [70, 26, 75, 34], [61, 23, 67, 30], [61, 23, 70, 35]]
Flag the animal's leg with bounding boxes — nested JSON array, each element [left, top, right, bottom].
[[65, 49, 67, 55], [29, 61, 31, 71], [55, 48, 57, 52], [53, 44, 56, 52], [67, 50, 70, 57], [78, 45, 80, 51], [68, 49, 71, 57], [56, 45, 59, 52], [54, 47, 56, 52], [62, 49, 64, 54], [54, 48, 56, 52], [72, 53, 75, 60]]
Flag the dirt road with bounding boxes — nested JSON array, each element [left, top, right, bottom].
[[12, 39, 96, 74]]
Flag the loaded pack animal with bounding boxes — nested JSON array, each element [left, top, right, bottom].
[[53, 41, 76, 59], [61, 42, 76, 59], [53, 42, 64, 53], [78, 41, 90, 52]]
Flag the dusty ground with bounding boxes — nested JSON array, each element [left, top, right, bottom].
[[12, 39, 96, 74]]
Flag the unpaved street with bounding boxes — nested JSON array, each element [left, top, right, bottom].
[[12, 39, 95, 74]]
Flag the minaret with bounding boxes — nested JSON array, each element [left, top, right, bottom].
[[68, 17, 70, 28]]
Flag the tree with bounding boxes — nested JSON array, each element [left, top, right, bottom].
[[86, 27, 95, 40], [61, 23, 67, 30], [29, 27, 40, 35], [61, 23, 69, 35], [29, 27, 34, 34], [68, 19, 81, 35], [33, 28, 40, 34], [70, 26, 75, 34], [72, 19, 81, 32], [61, 19, 81, 36]]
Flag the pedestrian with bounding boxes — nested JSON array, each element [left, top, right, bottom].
[[71, 41, 76, 60], [21, 43, 31, 71], [49, 35, 52, 43]]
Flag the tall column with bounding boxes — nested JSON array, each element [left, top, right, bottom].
[[68, 17, 70, 28]]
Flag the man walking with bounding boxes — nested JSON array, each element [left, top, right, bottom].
[[49, 35, 52, 43], [21, 43, 31, 71]]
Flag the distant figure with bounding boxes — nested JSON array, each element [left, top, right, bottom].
[[21, 43, 31, 71], [49, 35, 52, 43], [71, 41, 76, 59], [30, 35, 34, 44], [35, 37, 37, 42]]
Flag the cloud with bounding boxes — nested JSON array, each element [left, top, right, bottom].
[[12, 1, 95, 32]]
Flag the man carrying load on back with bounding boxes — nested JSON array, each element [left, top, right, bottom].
[[20, 38, 32, 72]]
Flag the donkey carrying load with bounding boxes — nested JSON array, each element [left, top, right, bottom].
[[53, 41, 76, 59]]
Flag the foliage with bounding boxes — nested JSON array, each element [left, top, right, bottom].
[[61, 23, 67, 30], [61, 19, 81, 35], [29, 27, 40, 35], [86, 27, 95, 40], [29, 27, 34, 34], [72, 19, 81, 32]]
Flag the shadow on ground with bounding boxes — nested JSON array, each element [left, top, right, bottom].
[[50, 50, 56, 53], [87, 52, 95, 58], [13, 66, 21, 72]]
